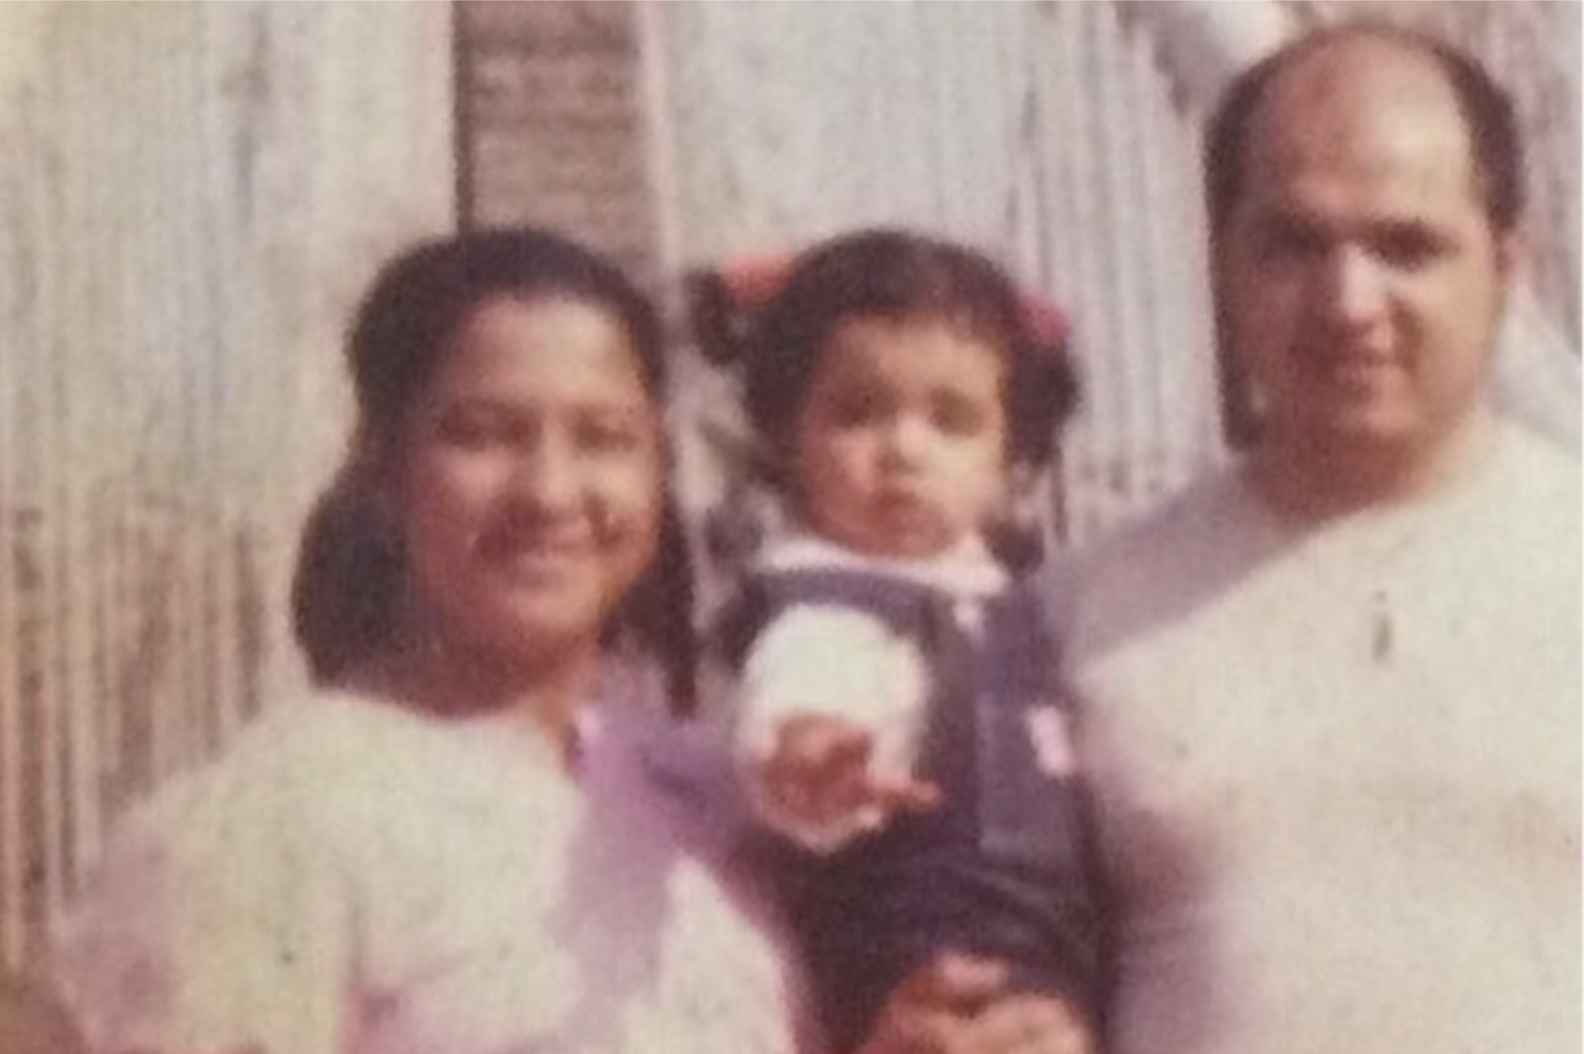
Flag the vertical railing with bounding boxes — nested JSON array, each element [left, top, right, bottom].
[[656, 1, 1228, 549], [1021, 2, 1227, 540], [0, 3, 454, 973]]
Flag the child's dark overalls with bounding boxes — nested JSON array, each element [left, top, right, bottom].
[[719, 568, 1105, 1053]]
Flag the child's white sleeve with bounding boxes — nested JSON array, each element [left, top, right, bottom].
[[733, 604, 930, 850]]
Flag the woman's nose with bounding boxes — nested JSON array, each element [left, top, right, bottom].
[[508, 433, 578, 509]]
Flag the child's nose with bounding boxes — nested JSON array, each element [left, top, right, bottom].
[[881, 413, 931, 465]]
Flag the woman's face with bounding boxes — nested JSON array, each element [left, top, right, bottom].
[[391, 293, 664, 669]]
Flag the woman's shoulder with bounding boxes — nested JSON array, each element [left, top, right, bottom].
[[177, 688, 439, 796], [105, 688, 503, 870]]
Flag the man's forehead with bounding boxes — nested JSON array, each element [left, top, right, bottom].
[[1242, 39, 1479, 202], [1249, 37, 1465, 149]]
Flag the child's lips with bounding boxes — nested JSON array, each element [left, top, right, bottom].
[[874, 491, 941, 528]]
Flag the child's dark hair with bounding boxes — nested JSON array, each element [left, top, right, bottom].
[[291, 226, 699, 712], [741, 229, 1077, 473]]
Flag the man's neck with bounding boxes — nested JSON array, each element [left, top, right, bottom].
[[1249, 412, 1494, 522]]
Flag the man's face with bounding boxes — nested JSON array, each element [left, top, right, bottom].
[[1217, 41, 1515, 470]]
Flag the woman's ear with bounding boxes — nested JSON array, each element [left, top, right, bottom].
[[346, 426, 405, 556]]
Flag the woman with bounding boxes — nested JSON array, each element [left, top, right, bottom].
[[47, 227, 1080, 1054], [51, 228, 796, 1054]]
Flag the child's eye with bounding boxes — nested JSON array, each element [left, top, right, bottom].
[[823, 390, 887, 429], [930, 395, 989, 437]]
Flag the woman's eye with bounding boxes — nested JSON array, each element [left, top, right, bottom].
[[575, 416, 646, 455], [1257, 220, 1328, 264], [435, 410, 513, 449]]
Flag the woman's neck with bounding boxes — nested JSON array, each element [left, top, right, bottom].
[[362, 615, 599, 758]]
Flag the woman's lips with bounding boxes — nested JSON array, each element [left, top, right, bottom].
[[477, 530, 592, 572]]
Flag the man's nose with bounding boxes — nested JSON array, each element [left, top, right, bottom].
[[1321, 245, 1389, 327]]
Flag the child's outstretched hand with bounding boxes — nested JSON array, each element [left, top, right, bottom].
[[755, 713, 941, 851]]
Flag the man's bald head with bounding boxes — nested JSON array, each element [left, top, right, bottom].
[[1205, 23, 1524, 238]]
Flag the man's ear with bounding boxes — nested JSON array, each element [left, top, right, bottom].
[[1208, 227, 1262, 450], [1494, 225, 1527, 287]]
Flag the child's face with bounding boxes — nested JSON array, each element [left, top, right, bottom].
[[789, 316, 1009, 560]]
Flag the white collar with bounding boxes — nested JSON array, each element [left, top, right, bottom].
[[755, 530, 1010, 600]]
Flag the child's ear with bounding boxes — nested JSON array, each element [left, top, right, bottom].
[[687, 269, 746, 368], [698, 415, 782, 577], [987, 462, 1047, 571]]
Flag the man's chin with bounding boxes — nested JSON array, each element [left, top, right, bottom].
[[1299, 401, 1422, 447]]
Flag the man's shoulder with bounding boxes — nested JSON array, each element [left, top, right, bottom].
[[1493, 419, 1580, 502], [1059, 467, 1250, 586], [1485, 421, 1581, 572], [1046, 466, 1253, 641]]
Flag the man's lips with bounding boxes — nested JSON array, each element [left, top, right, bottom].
[[1309, 348, 1401, 386]]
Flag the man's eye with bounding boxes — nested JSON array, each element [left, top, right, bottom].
[[1372, 226, 1448, 270]]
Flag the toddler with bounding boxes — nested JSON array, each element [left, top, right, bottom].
[[706, 230, 1103, 1053]]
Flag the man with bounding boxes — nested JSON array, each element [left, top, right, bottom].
[[1055, 22, 1579, 1054]]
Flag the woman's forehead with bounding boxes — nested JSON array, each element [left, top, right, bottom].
[[429, 295, 654, 403]]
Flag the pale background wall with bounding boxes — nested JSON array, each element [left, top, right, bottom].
[[0, 0, 1575, 971], [0, 2, 454, 967]]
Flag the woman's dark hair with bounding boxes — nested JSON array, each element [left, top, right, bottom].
[[1205, 21, 1524, 236], [291, 226, 699, 711], [741, 229, 1077, 474]]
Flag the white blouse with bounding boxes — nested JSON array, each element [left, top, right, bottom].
[[51, 687, 804, 1054]]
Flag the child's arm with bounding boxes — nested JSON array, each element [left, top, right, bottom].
[[733, 605, 940, 851]]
